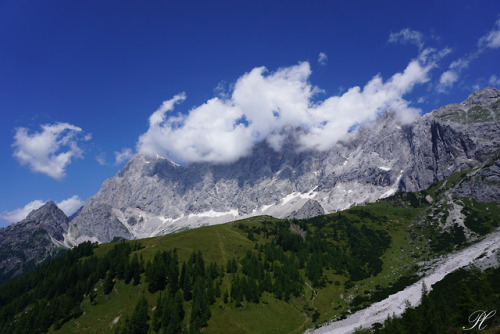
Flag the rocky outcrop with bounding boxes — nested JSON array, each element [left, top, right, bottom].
[[287, 199, 325, 220], [0, 201, 70, 283], [453, 158, 500, 202], [69, 88, 500, 243]]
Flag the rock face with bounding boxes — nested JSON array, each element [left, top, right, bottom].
[[69, 88, 500, 243], [0, 201, 70, 283], [287, 200, 325, 220], [453, 158, 500, 202]]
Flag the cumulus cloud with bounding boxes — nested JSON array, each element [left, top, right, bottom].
[[114, 148, 134, 165], [0, 200, 44, 224], [56, 195, 84, 216], [298, 57, 434, 150], [318, 52, 328, 66], [388, 28, 425, 50], [0, 195, 83, 224], [137, 49, 437, 164], [12, 122, 90, 180]]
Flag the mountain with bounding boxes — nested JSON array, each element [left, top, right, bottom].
[[0, 163, 498, 334], [68, 87, 500, 243], [0, 201, 70, 283]]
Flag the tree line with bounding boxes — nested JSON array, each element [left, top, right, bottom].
[[0, 212, 394, 333]]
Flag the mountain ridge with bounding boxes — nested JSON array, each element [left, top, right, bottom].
[[0, 200, 70, 283], [68, 87, 500, 243], [1, 163, 498, 334]]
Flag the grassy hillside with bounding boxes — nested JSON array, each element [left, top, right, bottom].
[[0, 164, 498, 334]]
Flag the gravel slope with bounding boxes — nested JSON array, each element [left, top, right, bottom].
[[309, 228, 500, 334]]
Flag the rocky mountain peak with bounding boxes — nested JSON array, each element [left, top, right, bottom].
[[0, 201, 70, 283], [287, 199, 325, 220], [67, 88, 500, 244], [432, 87, 500, 120], [463, 87, 500, 106], [25, 201, 68, 226]]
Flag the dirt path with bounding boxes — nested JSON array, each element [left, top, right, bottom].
[[291, 280, 319, 333], [304, 281, 318, 305]]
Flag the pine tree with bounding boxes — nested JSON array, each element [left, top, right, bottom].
[[163, 289, 185, 334], [152, 294, 163, 333], [175, 288, 185, 321], [181, 262, 193, 301], [190, 277, 211, 331], [103, 270, 114, 295], [127, 253, 142, 286], [129, 296, 149, 334], [167, 249, 180, 293]]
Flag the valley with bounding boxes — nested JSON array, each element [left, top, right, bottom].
[[1, 162, 498, 333]]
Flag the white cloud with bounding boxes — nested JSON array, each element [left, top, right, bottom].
[[388, 28, 424, 50], [214, 81, 231, 99], [56, 195, 84, 217], [439, 18, 500, 91], [137, 49, 437, 164], [96, 152, 107, 166], [318, 52, 328, 66], [12, 122, 90, 180], [489, 74, 500, 86], [114, 148, 134, 165], [438, 70, 459, 91], [0, 195, 83, 224], [478, 18, 500, 49], [449, 57, 470, 70], [437, 54, 476, 92], [0, 200, 45, 224], [437, 53, 475, 92], [299, 57, 434, 150]]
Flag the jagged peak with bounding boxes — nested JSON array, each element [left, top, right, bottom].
[[465, 87, 500, 101], [114, 152, 180, 178], [131, 152, 179, 166], [460, 87, 500, 109], [25, 201, 67, 222]]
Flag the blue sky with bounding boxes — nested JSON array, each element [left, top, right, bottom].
[[1, 0, 499, 226]]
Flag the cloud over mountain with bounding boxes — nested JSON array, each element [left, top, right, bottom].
[[114, 148, 134, 165], [137, 49, 438, 164]]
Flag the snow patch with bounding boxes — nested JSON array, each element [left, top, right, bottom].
[[281, 192, 301, 205], [380, 170, 404, 199], [281, 190, 317, 205], [251, 203, 274, 215], [187, 209, 239, 219], [380, 188, 397, 198]]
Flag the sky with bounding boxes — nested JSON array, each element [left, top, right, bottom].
[[1, 0, 499, 227]]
